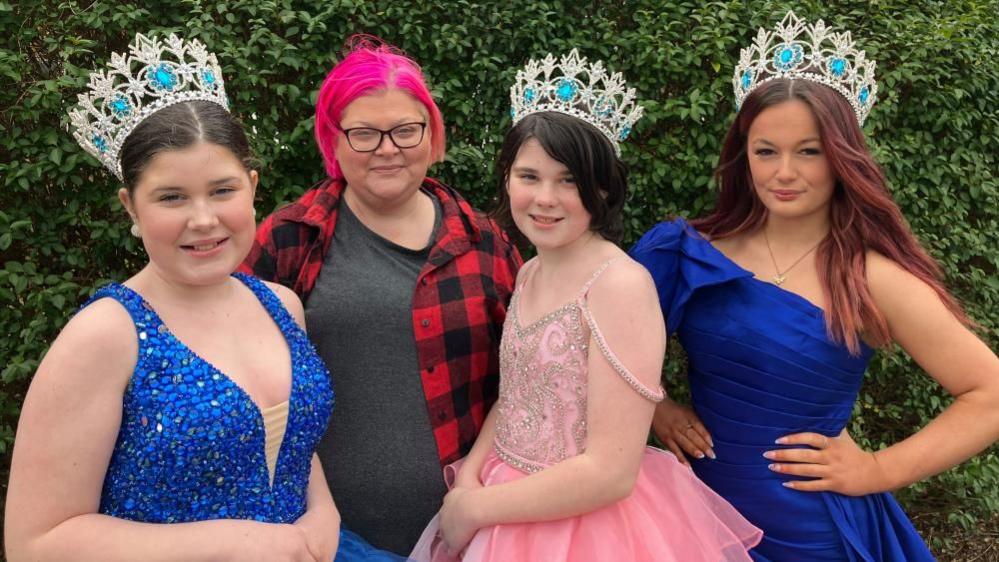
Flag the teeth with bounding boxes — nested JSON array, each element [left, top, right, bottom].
[[191, 241, 219, 251], [533, 216, 558, 224]]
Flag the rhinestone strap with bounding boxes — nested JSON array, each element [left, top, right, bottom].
[[578, 259, 666, 403]]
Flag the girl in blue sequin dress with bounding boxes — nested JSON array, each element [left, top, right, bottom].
[[5, 34, 403, 562]]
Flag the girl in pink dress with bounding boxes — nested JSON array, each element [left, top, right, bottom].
[[410, 50, 762, 562]]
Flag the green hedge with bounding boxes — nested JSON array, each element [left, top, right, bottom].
[[2, 0, 997, 554]]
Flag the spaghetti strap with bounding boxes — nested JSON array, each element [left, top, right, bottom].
[[576, 256, 624, 298], [578, 257, 666, 403]]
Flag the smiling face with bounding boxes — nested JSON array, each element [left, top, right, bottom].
[[507, 138, 593, 251], [747, 99, 837, 221], [335, 89, 433, 210], [120, 142, 258, 288]]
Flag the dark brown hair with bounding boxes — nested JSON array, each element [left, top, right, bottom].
[[493, 112, 628, 244], [118, 101, 254, 193]]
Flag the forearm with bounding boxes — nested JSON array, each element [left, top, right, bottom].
[[454, 408, 499, 487], [874, 387, 999, 490], [10, 514, 267, 562], [464, 451, 636, 528], [303, 455, 338, 519]]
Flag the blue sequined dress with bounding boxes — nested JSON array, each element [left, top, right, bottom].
[[84, 273, 405, 561], [630, 219, 935, 562]]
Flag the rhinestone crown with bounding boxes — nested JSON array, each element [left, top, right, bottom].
[[510, 49, 643, 155], [734, 11, 878, 125], [68, 33, 229, 180]]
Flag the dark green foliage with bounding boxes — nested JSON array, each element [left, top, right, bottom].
[[2, 0, 996, 553]]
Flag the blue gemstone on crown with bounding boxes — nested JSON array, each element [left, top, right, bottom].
[[68, 34, 231, 180], [509, 106, 515, 119], [732, 11, 878, 126], [556, 79, 577, 101], [773, 43, 803, 71], [148, 64, 178, 91], [510, 49, 643, 157], [108, 95, 132, 117], [829, 58, 847, 78], [92, 134, 108, 153]]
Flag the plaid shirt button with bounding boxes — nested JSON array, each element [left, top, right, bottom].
[[421, 319, 430, 327]]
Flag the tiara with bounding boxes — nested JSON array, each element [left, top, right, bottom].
[[510, 49, 644, 155], [733, 11, 878, 125], [68, 33, 229, 180]]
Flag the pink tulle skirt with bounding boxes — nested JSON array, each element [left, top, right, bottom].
[[410, 447, 762, 562]]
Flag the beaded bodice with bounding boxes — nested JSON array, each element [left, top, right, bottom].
[[85, 273, 333, 524], [493, 259, 664, 474]]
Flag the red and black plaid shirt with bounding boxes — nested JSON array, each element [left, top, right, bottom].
[[240, 177, 521, 466]]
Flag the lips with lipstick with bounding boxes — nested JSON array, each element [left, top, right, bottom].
[[181, 237, 229, 253], [769, 189, 803, 201]]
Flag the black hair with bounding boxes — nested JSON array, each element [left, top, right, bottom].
[[492, 112, 627, 244], [118, 101, 254, 193]]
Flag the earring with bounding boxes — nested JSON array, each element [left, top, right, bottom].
[[130, 223, 141, 238], [253, 207, 257, 218]]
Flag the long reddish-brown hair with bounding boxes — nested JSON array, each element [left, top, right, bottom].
[[692, 79, 971, 354]]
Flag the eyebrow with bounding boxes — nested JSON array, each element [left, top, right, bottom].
[[753, 137, 821, 146], [342, 117, 426, 129], [149, 177, 240, 193]]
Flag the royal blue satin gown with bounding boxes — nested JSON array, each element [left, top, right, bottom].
[[631, 219, 935, 562], [84, 273, 405, 561]]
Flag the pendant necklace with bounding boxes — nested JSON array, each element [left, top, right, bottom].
[[763, 229, 823, 286]]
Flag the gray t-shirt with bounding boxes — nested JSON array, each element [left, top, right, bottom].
[[304, 194, 445, 555]]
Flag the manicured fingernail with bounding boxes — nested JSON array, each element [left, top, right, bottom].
[[775, 437, 787, 444], [695, 451, 705, 459], [782, 481, 794, 488], [762, 451, 776, 460], [768, 463, 780, 472], [706, 449, 717, 460]]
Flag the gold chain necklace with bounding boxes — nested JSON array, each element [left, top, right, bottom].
[[762, 229, 823, 286]]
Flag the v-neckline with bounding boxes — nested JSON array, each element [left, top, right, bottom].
[[116, 276, 296, 489], [512, 257, 621, 333]]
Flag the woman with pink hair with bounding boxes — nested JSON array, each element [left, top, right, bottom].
[[243, 38, 521, 555]]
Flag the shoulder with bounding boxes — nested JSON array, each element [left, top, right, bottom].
[[589, 256, 659, 307], [865, 250, 933, 296], [34, 295, 137, 392], [257, 179, 342, 234], [865, 250, 944, 314], [629, 217, 693, 260], [264, 280, 306, 328]]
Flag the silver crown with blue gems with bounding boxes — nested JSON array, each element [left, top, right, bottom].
[[734, 11, 878, 125], [510, 49, 643, 155], [68, 33, 229, 180]]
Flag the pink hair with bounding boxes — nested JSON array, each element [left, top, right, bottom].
[[314, 37, 446, 179]]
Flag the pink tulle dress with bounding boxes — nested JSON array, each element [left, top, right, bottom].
[[411, 258, 762, 562]]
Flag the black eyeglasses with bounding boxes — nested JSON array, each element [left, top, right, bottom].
[[339, 122, 427, 152]]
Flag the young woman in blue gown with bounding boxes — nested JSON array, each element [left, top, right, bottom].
[[5, 33, 403, 561], [631, 12, 999, 562]]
